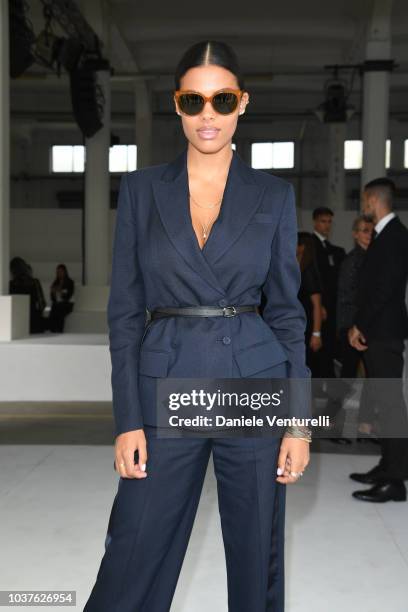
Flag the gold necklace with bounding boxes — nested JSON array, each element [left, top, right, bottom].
[[200, 214, 218, 241], [189, 192, 222, 209], [189, 192, 221, 242]]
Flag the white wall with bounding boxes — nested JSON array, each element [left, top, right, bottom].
[[10, 207, 408, 304], [9, 101, 408, 300], [10, 209, 117, 298], [11, 114, 408, 214]]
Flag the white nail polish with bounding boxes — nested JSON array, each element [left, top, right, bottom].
[[277, 467, 283, 475], [141, 463, 146, 471]]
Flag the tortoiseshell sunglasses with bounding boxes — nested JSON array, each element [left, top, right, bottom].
[[174, 88, 244, 116]]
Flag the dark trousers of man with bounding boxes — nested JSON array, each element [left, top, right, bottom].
[[362, 338, 408, 481], [83, 427, 286, 612], [337, 328, 375, 428], [308, 327, 355, 433], [338, 328, 361, 378]]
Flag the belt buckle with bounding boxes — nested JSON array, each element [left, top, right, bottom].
[[223, 305, 237, 317]]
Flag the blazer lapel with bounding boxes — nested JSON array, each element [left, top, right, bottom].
[[202, 152, 267, 267], [151, 146, 266, 295]]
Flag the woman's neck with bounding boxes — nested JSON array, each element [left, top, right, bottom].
[[187, 144, 233, 181]]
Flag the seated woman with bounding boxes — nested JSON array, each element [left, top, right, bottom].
[[48, 264, 75, 333]]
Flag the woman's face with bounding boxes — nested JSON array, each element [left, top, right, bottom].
[[353, 220, 373, 249], [174, 64, 249, 154]]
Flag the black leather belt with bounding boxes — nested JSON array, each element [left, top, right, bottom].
[[149, 305, 259, 320]]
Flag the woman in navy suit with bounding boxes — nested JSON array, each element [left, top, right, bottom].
[[84, 40, 311, 612]]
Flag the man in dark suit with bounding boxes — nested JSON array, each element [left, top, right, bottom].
[[311, 207, 346, 379], [310, 208, 350, 443], [348, 177, 408, 502]]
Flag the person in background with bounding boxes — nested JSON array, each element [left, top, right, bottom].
[[48, 264, 75, 333], [9, 257, 46, 334], [310, 207, 350, 443], [296, 232, 323, 369], [337, 215, 373, 374], [311, 206, 346, 379], [336, 215, 376, 442], [349, 177, 408, 503]]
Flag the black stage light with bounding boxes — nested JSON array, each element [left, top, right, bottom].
[[315, 79, 355, 123], [9, 0, 36, 78], [69, 60, 106, 138], [33, 29, 60, 69], [54, 37, 84, 74], [324, 82, 347, 122]]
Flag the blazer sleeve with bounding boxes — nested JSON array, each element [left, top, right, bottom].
[[107, 173, 147, 437], [354, 238, 404, 337], [261, 183, 311, 381], [336, 254, 352, 331]]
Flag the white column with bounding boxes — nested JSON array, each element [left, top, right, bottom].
[[84, 68, 111, 285], [134, 80, 153, 168], [361, 68, 391, 187], [361, 0, 394, 188], [327, 123, 346, 210], [0, 0, 9, 295], [0, 0, 30, 339]]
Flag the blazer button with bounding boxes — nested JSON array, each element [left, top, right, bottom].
[[218, 299, 228, 307], [222, 336, 231, 345]]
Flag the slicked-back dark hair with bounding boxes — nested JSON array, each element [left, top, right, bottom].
[[312, 206, 334, 220], [174, 40, 245, 90], [364, 177, 396, 209]]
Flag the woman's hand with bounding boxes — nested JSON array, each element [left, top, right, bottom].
[[114, 429, 148, 479], [276, 437, 310, 484]]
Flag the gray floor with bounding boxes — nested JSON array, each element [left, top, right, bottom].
[[1, 444, 407, 612]]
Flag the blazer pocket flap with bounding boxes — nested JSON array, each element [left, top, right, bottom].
[[139, 349, 170, 377], [249, 212, 275, 224], [234, 339, 288, 376]]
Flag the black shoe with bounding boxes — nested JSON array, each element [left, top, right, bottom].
[[329, 437, 352, 445], [352, 480, 407, 503], [349, 465, 387, 484]]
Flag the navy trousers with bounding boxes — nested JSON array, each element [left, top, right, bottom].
[[83, 427, 286, 612]]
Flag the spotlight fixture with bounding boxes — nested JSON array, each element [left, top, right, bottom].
[[54, 37, 85, 74], [26, 0, 110, 138], [315, 66, 357, 123], [33, 29, 60, 69], [69, 57, 109, 138]]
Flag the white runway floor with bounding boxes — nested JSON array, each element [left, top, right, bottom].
[[0, 447, 407, 612]]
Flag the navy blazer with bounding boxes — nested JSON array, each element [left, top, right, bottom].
[[107, 147, 310, 437]]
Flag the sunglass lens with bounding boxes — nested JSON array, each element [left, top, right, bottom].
[[178, 93, 204, 115], [213, 92, 239, 114]]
